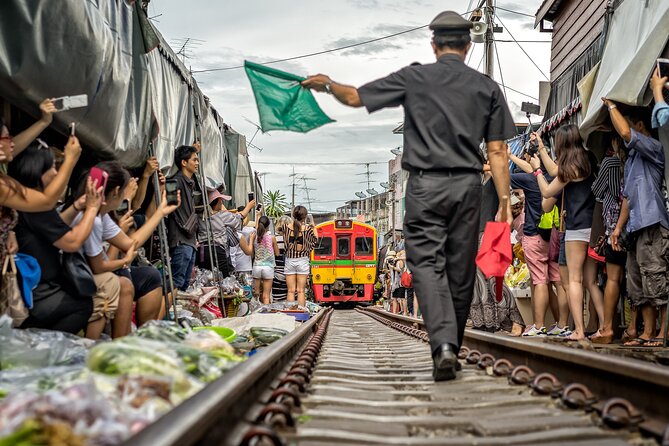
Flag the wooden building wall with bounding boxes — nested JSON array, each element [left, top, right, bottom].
[[548, 0, 608, 80]]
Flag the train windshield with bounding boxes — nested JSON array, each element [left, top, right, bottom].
[[354, 237, 374, 256], [337, 236, 351, 259], [314, 237, 333, 256]]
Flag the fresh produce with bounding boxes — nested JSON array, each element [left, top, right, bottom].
[[250, 327, 288, 345], [133, 321, 187, 343]]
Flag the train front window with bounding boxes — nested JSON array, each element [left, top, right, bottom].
[[314, 237, 332, 256], [337, 236, 351, 258], [354, 237, 374, 256]]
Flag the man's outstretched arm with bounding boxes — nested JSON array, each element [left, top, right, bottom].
[[302, 74, 362, 107]]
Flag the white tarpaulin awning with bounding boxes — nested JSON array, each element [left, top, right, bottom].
[[579, 0, 669, 145]]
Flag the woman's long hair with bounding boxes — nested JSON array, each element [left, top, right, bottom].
[[256, 215, 271, 240], [292, 205, 308, 235], [555, 124, 591, 183], [0, 118, 25, 199], [7, 143, 55, 191]]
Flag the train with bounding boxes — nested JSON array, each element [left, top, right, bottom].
[[310, 219, 377, 305]]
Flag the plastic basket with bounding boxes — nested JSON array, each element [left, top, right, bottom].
[[193, 326, 236, 343]]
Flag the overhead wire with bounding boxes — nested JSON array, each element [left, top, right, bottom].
[[495, 5, 536, 18], [191, 8, 482, 74], [494, 12, 549, 80], [253, 161, 387, 166], [493, 39, 508, 99]]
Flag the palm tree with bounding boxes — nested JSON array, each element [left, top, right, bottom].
[[263, 190, 288, 219]]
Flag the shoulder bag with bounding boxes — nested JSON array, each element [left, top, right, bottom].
[[62, 251, 98, 297], [0, 255, 29, 327]]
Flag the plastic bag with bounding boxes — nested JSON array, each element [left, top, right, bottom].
[[0, 316, 94, 369], [0, 365, 88, 397], [133, 320, 187, 343]]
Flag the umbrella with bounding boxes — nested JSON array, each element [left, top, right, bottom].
[[476, 212, 512, 303]]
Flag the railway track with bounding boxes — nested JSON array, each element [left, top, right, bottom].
[[124, 307, 669, 446]]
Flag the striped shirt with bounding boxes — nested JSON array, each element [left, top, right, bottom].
[[591, 156, 622, 235], [284, 224, 318, 259]]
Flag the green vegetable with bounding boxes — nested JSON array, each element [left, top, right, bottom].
[[0, 420, 40, 446], [250, 327, 288, 345], [134, 322, 186, 343]]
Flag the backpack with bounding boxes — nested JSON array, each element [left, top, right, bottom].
[[400, 270, 413, 288]]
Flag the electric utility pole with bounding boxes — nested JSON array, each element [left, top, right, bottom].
[[485, 0, 495, 79]]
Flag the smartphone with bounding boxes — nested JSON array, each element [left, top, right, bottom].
[[117, 199, 130, 215], [165, 179, 179, 206], [52, 94, 89, 112], [89, 167, 109, 192], [69, 122, 76, 136], [658, 58, 669, 86], [256, 203, 262, 211], [248, 192, 254, 202]]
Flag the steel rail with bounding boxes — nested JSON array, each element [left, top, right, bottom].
[[121, 308, 330, 446], [362, 307, 669, 439]]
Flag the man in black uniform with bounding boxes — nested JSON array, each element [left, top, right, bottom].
[[302, 11, 515, 381]]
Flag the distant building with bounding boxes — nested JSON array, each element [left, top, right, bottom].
[[335, 193, 389, 244]]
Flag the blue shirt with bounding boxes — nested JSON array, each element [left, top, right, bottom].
[[511, 172, 551, 237], [623, 129, 669, 232], [652, 101, 669, 129]]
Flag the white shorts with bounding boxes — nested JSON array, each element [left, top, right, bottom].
[[252, 266, 275, 280], [284, 257, 310, 275], [565, 228, 591, 243]]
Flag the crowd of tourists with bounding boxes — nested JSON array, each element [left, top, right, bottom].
[[0, 99, 320, 338], [492, 68, 669, 346]]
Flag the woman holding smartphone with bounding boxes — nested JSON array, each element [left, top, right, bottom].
[[284, 206, 318, 307]]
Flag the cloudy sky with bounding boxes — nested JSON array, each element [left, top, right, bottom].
[[148, 0, 551, 211]]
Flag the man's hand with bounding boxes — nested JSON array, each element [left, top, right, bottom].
[[602, 97, 616, 109], [123, 241, 138, 265], [529, 155, 541, 170], [193, 140, 202, 153], [651, 66, 668, 95], [301, 74, 332, 92], [495, 199, 513, 226], [143, 156, 159, 179], [39, 98, 56, 125]]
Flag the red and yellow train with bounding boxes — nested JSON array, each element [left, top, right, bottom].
[[310, 219, 377, 304]]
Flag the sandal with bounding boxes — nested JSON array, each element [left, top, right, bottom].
[[623, 337, 648, 347], [645, 338, 665, 347], [621, 329, 636, 342]]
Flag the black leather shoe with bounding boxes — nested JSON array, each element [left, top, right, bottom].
[[432, 344, 458, 381]]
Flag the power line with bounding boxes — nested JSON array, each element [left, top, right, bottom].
[[192, 24, 428, 73], [191, 9, 481, 74], [494, 13, 550, 80], [493, 39, 507, 99], [253, 161, 387, 166], [495, 5, 536, 18]]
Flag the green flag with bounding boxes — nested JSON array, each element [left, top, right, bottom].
[[244, 60, 334, 133]]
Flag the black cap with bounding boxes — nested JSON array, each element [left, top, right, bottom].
[[429, 11, 473, 36]]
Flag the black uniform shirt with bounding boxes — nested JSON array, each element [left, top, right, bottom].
[[358, 54, 516, 172]]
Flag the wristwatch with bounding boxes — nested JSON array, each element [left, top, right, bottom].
[[608, 104, 617, 111], [533, 168, 543, 177], [324, 82, 333, 94]]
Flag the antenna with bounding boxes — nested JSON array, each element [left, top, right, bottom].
[[356, 163, 379, 192], [355, 192, 367, 199], [380, 182, 390, 189], [390, 147, 403, 156], [170, 37, 205, 64], [241, 115, 268, 152]]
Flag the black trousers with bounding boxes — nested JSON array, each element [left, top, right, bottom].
[[404, 170, 482, 355]]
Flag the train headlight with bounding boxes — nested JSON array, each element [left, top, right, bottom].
[[367, 274, 372, 280], [315, 274, 321, 280]]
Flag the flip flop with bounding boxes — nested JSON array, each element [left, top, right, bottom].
[[621, 329, 636, 342], [645, 338, 665, 347], [623, 337, 648, 347]]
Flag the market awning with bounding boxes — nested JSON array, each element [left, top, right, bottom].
[[580, 0, 669, 146]]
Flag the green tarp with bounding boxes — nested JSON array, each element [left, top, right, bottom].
[[244, 60, 334, 133]]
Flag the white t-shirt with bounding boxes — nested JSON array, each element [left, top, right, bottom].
[[73, 213, 121, 258], [231, 226, 255, 272]]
